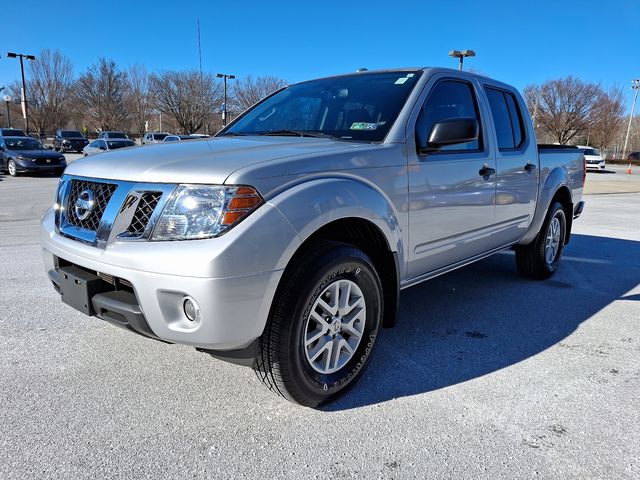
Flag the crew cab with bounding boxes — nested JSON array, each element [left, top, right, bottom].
[[41, 68, 585, 407]]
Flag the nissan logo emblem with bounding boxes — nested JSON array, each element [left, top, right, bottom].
[[74, 189, 95, 221]]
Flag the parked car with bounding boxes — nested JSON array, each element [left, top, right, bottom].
[[142, 132, 170, 144], [162, 134, 203, 142], [0, 136, 66, 176], [162, 134, 204, 142], [627, 152, 640, 161], [54, 129, 89, 153], [41, 67, 586, 407], [577, 145, 605, 170], [82, 139, 136, 156], [0, 128, 27, 137], [97, 131, 129, 140]]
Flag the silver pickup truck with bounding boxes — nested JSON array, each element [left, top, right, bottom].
[[41, 68, 585, 407]]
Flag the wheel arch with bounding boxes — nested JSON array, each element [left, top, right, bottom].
[[269, 178, 404, 328]]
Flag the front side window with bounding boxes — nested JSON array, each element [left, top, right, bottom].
[[416, 80, 482, 152], [223, 71, 422, 142]]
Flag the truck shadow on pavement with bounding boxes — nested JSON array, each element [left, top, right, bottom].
[[325, 233, 640, 410]]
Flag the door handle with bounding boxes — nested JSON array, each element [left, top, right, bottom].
[[479, 166, 496, 178], [524, 163, 536, 172]]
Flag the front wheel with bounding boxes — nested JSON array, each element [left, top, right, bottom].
[[515, 201, 567, 279], [7, 159, 18, 177], [254, 241, 383, 407]]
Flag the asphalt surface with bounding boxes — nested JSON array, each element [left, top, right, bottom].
[[1, 156, 639, 479]]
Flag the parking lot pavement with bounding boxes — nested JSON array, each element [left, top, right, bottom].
[[584, 165, 640, 194], [1, 171, 639, 479]]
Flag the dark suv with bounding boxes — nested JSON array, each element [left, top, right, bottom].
[[54, 130, 89, 153]]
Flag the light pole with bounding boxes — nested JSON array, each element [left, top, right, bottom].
[[216, 73, 235, 126], [622, 79, 640, 159], [7, 51, 36, 135], [448, 49, 476, 71], [3, 95, 11, 128]]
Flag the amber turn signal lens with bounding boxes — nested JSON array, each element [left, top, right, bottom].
[[221, 211, 248, 225], [228, 196, 262, 210]]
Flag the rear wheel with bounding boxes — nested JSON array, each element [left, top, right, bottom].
[[515, 201, 566, 279], [254, 241, 383, 407]]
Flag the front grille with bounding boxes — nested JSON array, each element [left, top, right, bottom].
[[126, 192, 162, 237], [34, 158, 60, 165], [67, 180, 117, 231]]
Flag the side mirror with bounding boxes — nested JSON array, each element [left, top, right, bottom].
[[98, 146, 106, 150], [421, 117, 479, 154]]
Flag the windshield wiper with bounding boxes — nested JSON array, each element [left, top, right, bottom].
[[217, 131, 250, 137], [259, 129, 335, 139]]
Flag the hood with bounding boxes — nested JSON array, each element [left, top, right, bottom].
[[583, 154, 603, 160], [11, 150, 65, 160], [64, 136, 373, 184]]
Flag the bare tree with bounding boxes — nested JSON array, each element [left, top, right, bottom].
[[232, 75, 287, 112], [149, 71, 222, 134], [74, 58, 127, 132], [589, 86, 625, 149], [524, 77, 601, 144], [124, 65, 151, 139], [9, 50, 74, 135]]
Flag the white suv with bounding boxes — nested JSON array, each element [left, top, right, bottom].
[[577, 145, 605, 170], [142, 132, 170, 144]]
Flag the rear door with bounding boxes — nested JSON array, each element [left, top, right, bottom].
[[406, 76, 497, 278], [481, 85, 538, 244]]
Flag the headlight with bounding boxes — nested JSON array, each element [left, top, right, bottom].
[[62, 140, 70, 144], [151, 185, 263, 240], [16, 155, 28, 161]]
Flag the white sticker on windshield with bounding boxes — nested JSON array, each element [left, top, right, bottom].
[[350, 122, 386, 131], [407, 73, 415, 77], [394, 77, 408, 85]]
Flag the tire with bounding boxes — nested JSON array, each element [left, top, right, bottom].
[[254, 240, 383, 407], [7, 159, 18, 177], [515, 201, 567, 279]]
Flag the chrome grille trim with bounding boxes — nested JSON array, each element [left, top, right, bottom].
[[67, 180, 118, 231], [55, 175, 177, 248]]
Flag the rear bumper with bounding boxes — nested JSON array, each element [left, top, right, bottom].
[[573, 200, 585, 219]]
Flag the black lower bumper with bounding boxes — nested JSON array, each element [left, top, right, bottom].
[[573, 200, 585, 219], [56, 265, 167, 343]]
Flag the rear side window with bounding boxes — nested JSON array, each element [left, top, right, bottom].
[[416, 80, 482, 152], [485, 87, 525, 150]]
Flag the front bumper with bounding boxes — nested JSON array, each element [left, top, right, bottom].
[[14, 162, 65, 173], [41, 202, 301, 351], [586, 160, 605, 170]]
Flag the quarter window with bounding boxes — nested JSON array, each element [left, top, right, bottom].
[[416, 80, 482, 152]]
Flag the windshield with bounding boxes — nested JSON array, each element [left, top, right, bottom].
[[2, 129, 26, 136], [581, 148, 599, 156], [223, 71, 422, 142], [5, 138, 45, 150], [107, 132, 127, 139], [61, 131, 83, 138], [153, 133, 168, 140], [107, 140, 134, 149]]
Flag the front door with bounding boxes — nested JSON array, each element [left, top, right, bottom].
[[407, 78, 497, 278]]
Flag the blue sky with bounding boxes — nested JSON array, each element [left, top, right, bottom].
[[1, 0, 639, 108]]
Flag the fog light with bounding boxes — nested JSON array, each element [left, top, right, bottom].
[[182, 296, 201, 322]]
